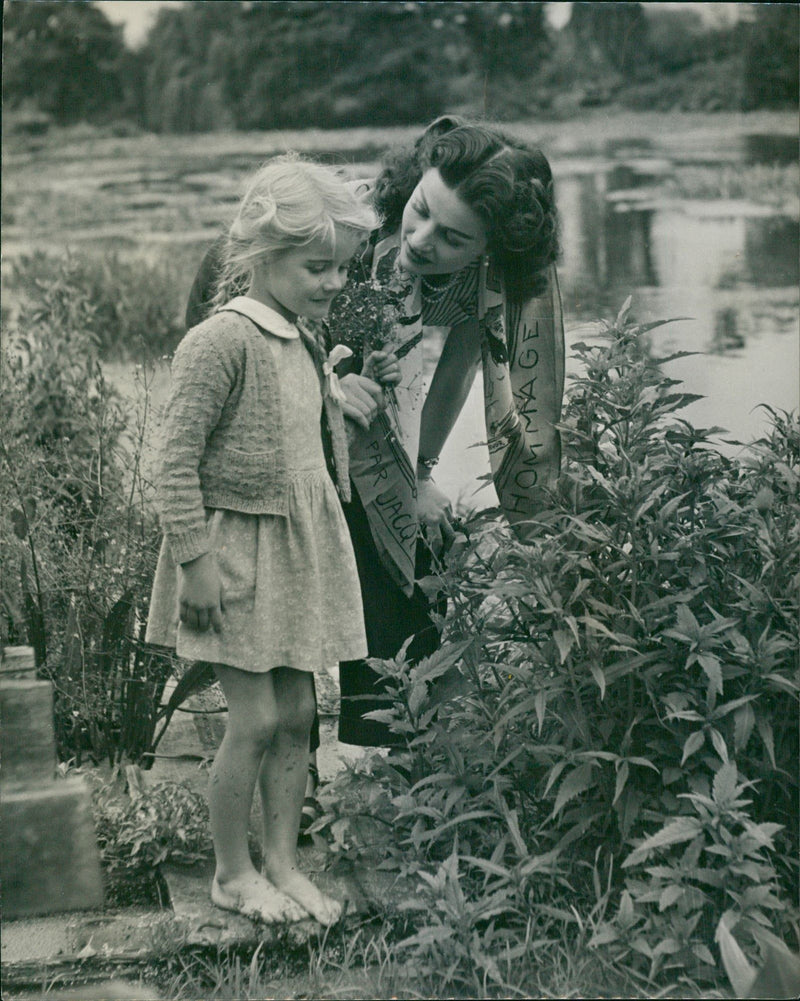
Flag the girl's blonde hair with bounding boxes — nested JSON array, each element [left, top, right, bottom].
[[212, 154, 378, 310]]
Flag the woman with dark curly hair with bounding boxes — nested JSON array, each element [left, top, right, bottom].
[[330, 114, 564, 747]]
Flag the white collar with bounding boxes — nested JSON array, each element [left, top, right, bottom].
[[218, 297, 299, 339]]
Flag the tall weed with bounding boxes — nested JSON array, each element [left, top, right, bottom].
[[1, 251, 173, 764], [317, 298, 799, 995], [5, 249, 185, 360]]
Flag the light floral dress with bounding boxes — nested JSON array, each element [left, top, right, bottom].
[[146, 298, 367, 673]]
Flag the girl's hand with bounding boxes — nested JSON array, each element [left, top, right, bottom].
[[362, 350, 401, 386], [339, 373, 385, 428], [179, 552, 225, 632], [416, 476, 455, 557]]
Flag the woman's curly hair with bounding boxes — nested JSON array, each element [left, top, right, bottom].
[[374, 115, 560, 302]]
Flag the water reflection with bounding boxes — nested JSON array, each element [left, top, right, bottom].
[[744, 217, 800, 286], [711, 308, 746, 354], [561, 185, 799, 311], [606, 207, 658, 288], [744, 133, 799, 165]]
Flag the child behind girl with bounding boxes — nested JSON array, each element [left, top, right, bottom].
[[145, 155, 382, 926]]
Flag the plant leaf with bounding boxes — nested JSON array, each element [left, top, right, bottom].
[[712, 761, 738, 804], [756, 716, 777, 769], [715, 914, 755, 999], [681, 729, 705, 766], [697, 653, 723, 696], [551, 762, 595, 818], [534, 688, 547, 735], [589, 663, 606, 700], [709, 726, 729, 764], [613, 760, 629, 806], [623, 817, 702, 868], [553, 629, 575, 664]]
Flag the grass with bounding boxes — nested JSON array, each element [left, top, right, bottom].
[[153, 920, 661, 1000]]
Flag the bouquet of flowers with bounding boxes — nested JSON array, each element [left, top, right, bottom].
[[324, 252, 422, 428], [325, 253, 420, 370]]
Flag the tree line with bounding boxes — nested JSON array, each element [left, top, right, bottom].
[[4, 1, 798, 132]]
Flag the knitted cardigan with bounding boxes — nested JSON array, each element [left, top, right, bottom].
[[155, 308, 349, 565]]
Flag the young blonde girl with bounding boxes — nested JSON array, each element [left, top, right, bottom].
[[146, 155, 391, 926]]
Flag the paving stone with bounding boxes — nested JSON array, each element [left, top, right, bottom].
[[67, 908, 183, 958], [7, 980, 161, 1000], [1, 917, 71, 964], [2, 910, 172, 996], [162, 859, 330, 947], [160, 846, 401, 935]]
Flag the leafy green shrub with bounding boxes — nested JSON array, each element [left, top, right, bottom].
[[93, 773, 211, 876], [317, 299, 799, 996], [1, 251, 173, 765], [6, 250, 185, 361]]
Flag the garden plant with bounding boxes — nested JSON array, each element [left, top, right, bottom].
[[314, 299, 799, 997]]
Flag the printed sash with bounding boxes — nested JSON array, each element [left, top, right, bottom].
[[345, 231, 565, 595]]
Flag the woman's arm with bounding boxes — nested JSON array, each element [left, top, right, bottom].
[[416, 316, 481, 554], [418, 316, 481, 464]]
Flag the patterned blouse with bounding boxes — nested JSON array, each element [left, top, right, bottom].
[[420, 258, 481, 328]]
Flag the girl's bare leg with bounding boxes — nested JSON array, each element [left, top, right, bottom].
[[209, 664, 308, 923], [258, 667, 343, 926]]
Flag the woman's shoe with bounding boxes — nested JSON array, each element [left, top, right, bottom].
[[298, 763, 322, 840]]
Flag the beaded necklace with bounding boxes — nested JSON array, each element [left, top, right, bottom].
[[420, 269, 463, 303]]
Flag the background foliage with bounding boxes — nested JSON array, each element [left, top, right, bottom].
[[3, 1, 798, 134]]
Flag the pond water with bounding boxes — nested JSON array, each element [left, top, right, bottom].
[[437, 131, 799, 511]]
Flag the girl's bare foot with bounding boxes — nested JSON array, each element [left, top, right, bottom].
[[211, 872, 309, 924], [266, 865, 343, 926]]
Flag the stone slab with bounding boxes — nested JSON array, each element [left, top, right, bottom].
[[2, 909, 168, 997], [160, 856, 372, 947], [0, 645, 37, 679], [1, 778, 104, 917], [1, 916, 71, 964], [0, 679, 57, 784], [67, 908, 186, 958], [6, 980, 161, 1000]]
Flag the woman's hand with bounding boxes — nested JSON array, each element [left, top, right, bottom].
[[416, 476, 455, 557], [362, 350, 401, 387], [339, 373, 385, 428], [179, 552, 224, 632]]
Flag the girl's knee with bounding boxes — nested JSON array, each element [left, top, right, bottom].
[[227, 703, 279, 750], [215, 664, 280, 749], [296, 684, 317, 730], [275, 671, 316, 737]]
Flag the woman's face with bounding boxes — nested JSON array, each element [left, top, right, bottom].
[[399, 168, 488, 276]]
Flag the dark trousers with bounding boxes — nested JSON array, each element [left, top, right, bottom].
[[338, 486, 443, 747]]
